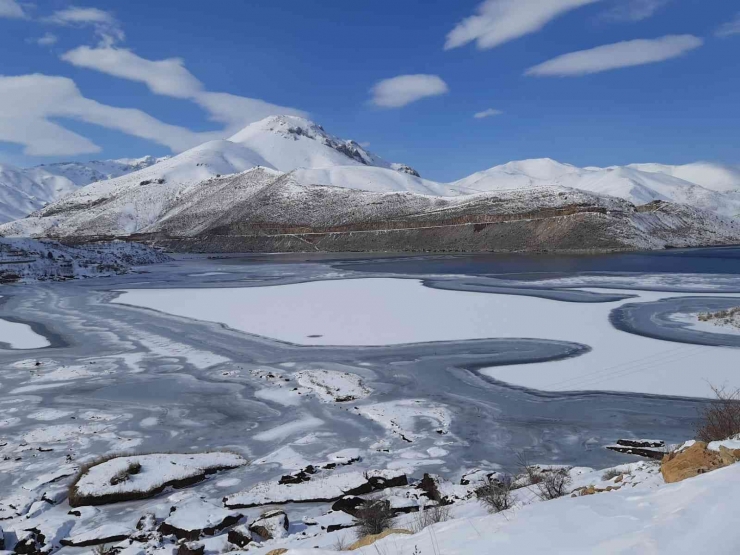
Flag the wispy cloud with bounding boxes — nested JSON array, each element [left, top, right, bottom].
[[46, 7, 124, 46], [474, 108, 503, 119], [35, 33, 58, 46], [601, 0, 670, 22], [0, 0, 25, 18], [61, 45, 306, 134], [370, 75, 449, 108], [525, 35, 703, 77], [716, 13, 740, 37], [0, 74, 207, 156], [445, 0, 601, 51]]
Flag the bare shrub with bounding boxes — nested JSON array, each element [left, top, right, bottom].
[[696, 385, 740, 442], [477, 475, 513, 513], [354, 499, 395, 539], [332, 534, 349, 550], [110, 461, 142, 485], [411, 504, 451, 532], [536, 469, 572, 500]]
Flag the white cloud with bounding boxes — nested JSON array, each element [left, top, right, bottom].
[[474, 108, 503, 119], [0, 0, 25, 18], [194, 92, 306, 130], [0, 74, 207, 156], [716, 13, 740, 37], [445, 0, 600, 51], [602, 0, 670, 22], [61, 45, 306, 133], [370, 75, 449, 108], [36, 33, 58, 46], [525, 35, 703, 77], [62, 46, 202, 98], [46, 7, 124, 46]]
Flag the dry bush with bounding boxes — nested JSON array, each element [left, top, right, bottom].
[[411, 504, 451, 532], [696, 385, 740, 442], [536, 469, 572, 500], [477, 475, 513, 513], [354, 499, 395, 539], [110, 461, 142, 485], [601, 468, 628, 481], [515, 451, 543, 485]]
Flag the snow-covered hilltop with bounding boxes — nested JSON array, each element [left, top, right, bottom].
[[0, 156, 165, 223], [1, 116, 739, 252], [451, 158, 740, 218]]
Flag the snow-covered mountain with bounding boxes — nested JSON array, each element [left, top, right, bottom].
[[0, 156, 165, 223], [1, 115, 739, 252], [451, 158, 740, 218]]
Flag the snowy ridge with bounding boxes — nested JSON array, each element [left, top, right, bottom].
[[451, 158, 740, 218]]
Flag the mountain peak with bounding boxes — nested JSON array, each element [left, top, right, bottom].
[[228, 115, 402, 172]]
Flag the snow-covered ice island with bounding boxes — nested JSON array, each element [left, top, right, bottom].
[[1, 248, 740, 553]]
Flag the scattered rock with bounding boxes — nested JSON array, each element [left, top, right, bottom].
[[348, 529, 413, 551], [136, 513, 157, 532], [13, 528, 45, 555], [60, 524, 131, 547], [227, 525, 252, 549], [177, 541, 204, 555], [159, 500, 242, 541], [332, 496, 365, 516], [249, 510, 289, 541], [265, 550, 288, 555]]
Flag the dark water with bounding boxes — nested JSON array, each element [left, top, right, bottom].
[[333, 246, 740, 279]]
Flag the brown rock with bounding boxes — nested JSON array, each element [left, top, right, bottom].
[[660, 442, 725, 483], [266, 550, 288, 555], [348, 529, 413, 551], [718, 445, 740, 466]]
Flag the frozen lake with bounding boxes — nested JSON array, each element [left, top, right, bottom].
[[1, 248, 740, 538]]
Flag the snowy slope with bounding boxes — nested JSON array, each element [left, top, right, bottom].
[[629, 161, 740, 193], [298, 463, 740, 555], [0, 164, 78, 223], [0, 156, 165, 224]]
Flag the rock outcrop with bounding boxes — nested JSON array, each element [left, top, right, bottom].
[[660, 441, 740, 483], [249, 510, 289, 541]]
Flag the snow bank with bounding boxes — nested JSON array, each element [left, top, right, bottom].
[[70, 452, 247, 506], [224, 469, 406, 508]]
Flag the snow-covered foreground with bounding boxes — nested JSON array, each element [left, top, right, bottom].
[[298, 462, 740, 555], [114, 277, 740, 398]]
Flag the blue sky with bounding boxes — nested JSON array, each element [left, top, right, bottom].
[[0, 0, 738, 181]]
